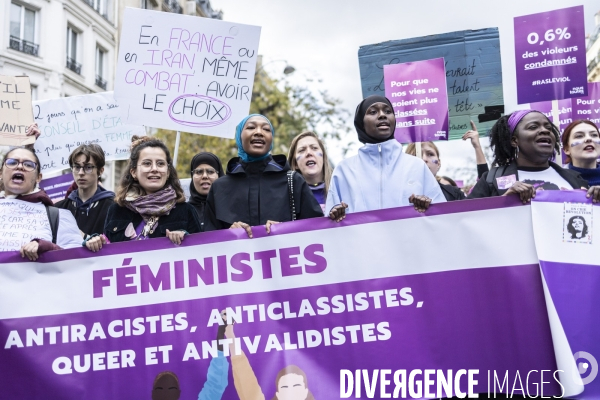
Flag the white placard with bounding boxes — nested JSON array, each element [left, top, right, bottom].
[[114, 8, 261, 139], [33, 92, 146, 174], [0, 199, 51, 252]]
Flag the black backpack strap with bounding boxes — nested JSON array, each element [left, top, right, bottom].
[[287, 170, 296, 221], [486, 165, 509, 194], [44, 205, 60, 244]]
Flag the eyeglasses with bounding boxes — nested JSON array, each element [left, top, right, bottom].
[[4, 158, 37, 172], [72, 164, 97, 174], [138, 160, 168, 171], [192, 168, 217, 177]]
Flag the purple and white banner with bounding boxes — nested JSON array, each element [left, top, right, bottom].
[[571, 82, 600, 126], [532, 191, 600, 400], [514, 6, 588, 104], [384, 57, 449, 143], [0, 196, 595, 399], [39, 174, 74, 203]]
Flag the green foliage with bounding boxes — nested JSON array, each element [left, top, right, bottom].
[[155, 70, 351, 177]]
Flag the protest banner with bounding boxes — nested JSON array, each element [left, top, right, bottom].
[[571, 82, 600, 126], [0, 75, 35, 146], [0, 199, 52, 252], [1, 196, 594, 399], [358, 28, 504, 140], [383, 57, 449, 143], [39, 174, 75, 203], [514, 6, 588, 104], [33, 92, 146, 174], [532, 191, 600, 399], [114, 8, 261, 139]]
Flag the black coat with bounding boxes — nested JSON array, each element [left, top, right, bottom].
[[468, 161, 588, 199], [440, 183, 466, 201], [204, 155, 324, 230], [55, 189, 114, 237], [104, 202, 202, 243]]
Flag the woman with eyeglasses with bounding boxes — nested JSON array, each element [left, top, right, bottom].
[[104, 136, 202, 244], [188, 152, 224, 232], [55, 144, 115, 252], [0, 147, 82, 260]]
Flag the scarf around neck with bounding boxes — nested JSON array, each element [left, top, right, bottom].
[[125, 185, 177, 220], [0, 188, 54, 206]]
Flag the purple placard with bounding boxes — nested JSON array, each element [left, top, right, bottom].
[[514, 6, 588, 104], [571, 82, 600, 125], [384, 57, 449, 143], [39, 174, 74, 203]]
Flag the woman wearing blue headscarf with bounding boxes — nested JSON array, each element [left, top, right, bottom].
[[204, 114, 333, 236]]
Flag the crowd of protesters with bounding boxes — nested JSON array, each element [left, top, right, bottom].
[[1, 94, 599, 260]]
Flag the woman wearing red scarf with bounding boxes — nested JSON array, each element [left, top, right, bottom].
[[0, 147, 82, 260], [104, 136, 201, 244]]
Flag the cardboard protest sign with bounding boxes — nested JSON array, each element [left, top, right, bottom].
[[114, 8, 261, 139], [39, 174, 75, 203], [384, 57, 449, 143], [514, 6, 587, 104], [358, 28, 504, 140], [0, 75, 35, 146], [33, 92, 146, 174]]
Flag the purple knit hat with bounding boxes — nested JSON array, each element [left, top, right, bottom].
[[507, 109, 538, 134]]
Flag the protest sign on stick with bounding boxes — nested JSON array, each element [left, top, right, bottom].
[[33, 92, 146, 174], [114, 8, 261, 139], [0, 75, 35, 146], [359, 28, 504, 140], [384, 57, 449, 143], [514, 6, 587, 104]]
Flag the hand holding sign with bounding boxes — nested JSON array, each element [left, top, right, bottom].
[[0, 76, 35, 146]]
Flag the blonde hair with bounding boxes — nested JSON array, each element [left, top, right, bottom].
[[288, 131, 332, 200], [405, 141, 440, 158]]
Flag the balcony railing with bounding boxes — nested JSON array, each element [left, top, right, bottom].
[[95, 75, 107, 90], [9, 36, 39, 57], [165, 0, 182, 14], [66, 57, 82, 75]]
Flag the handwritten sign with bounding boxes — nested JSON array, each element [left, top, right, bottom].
[[0, 75, 34, 146], [514, 6, 587, 104], [0, 199, 50, 252], [39, 174, 74, 203], [114, 8, 261, 139], [33, 92, 146, 174], [384, 58, 448, 143], [358, 28, 504, 140]]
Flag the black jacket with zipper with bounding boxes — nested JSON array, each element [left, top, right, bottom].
[[468, 161, 589, 199], [104, 202, 202, 243], [55, 187, 114, 237], [204, 155, 324, 231]]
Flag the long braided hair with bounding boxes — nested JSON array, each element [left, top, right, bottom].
[[489, 112, 560, 167]]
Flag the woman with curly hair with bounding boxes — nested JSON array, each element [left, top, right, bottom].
[[468, 110, 600, 203], [104, 136, 201, 244], [561, 119, 600, 186]]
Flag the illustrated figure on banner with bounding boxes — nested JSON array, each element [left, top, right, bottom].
[[566, 215, 589, 240]]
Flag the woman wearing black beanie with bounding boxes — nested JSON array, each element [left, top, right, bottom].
[[188, 152, 224, 231]]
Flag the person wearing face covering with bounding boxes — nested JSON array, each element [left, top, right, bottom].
[[204, 114, 342, 237], [325, 95, 446, 214], [188, 152, 224, 231]]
